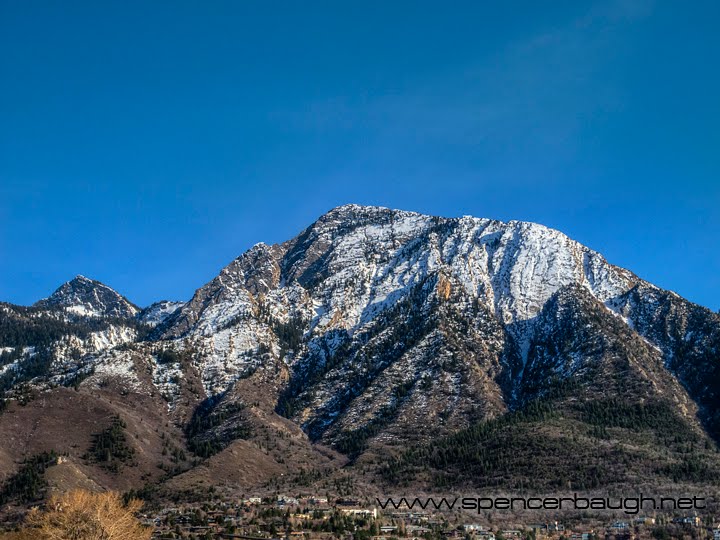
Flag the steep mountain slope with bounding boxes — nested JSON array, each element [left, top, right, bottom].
[[1, 204, 720, 504], [0, 306, 142, 397], [609, 284, 720, 438], [381, 284, 719, 491], [138, 300, 185, 327]]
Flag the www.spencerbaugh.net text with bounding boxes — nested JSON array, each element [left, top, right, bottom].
[[376, 494, 708, 515]]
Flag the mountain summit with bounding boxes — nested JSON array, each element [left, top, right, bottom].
[[34, 275, 139, 319]]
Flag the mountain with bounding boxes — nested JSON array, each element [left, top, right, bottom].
[[34, 275, 139, 319], [1, 204, 720, 507]]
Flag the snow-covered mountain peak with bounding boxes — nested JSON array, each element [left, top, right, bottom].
[[297, 205, 431, 245], [276, 206, 637, 324], [35, 275, 139, 319], [143, 206, 650, 397], [160, 206, 642, 341]]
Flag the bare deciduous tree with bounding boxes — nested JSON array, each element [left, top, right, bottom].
[[7, 490, 151, 540]]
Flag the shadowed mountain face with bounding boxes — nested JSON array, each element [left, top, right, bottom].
[[2, 205, 720, 502]]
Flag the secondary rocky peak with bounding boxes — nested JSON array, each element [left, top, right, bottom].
[[35, 275, 139, 319]]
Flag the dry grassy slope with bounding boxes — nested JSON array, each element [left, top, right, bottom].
[[0, 383, 186, 494], [44, 461, 102, 494], [164, 419, 345, 494]]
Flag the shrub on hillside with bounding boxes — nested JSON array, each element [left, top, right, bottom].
[[5, 490, 151, 540]]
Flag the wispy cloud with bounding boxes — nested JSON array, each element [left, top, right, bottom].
[[274, 0, 655, 172]]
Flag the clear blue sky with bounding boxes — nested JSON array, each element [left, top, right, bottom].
[[1, 1, 718, 310]]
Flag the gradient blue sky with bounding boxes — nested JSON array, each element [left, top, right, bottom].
[[1, 1, 718, 310]]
